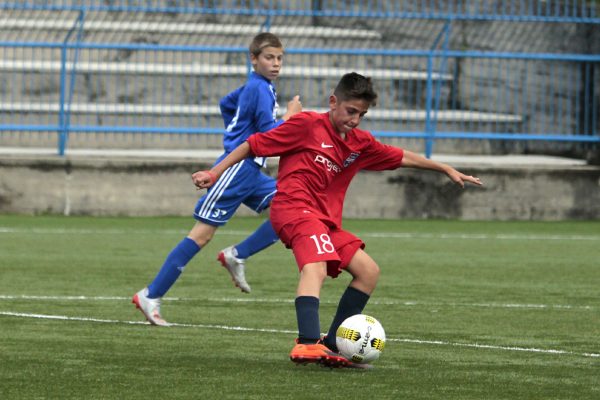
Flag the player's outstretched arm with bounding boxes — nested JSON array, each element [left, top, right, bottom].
[[401, 150, 482, 188], [192, 141, 252, 189]]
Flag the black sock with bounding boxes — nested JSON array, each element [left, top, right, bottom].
[[324, 286, 370, 352], [295, 296, 321, 344]]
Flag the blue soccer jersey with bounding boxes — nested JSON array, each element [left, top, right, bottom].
[[194, 72, 283, 226], [220, 72, 283, 167]]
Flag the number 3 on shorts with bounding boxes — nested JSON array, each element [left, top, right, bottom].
[[309, 234, 335, 255]]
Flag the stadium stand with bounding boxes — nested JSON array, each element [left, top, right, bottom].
[[0, 1, 598, 157]]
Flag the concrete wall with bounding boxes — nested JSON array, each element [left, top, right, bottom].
[[1, 154, 599, 220]]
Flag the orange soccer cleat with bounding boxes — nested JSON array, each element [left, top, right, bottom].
[[289, 341, 350, 367]]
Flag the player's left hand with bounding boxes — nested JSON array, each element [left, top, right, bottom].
[[192, 170, 217, 189], [448, 170, 483, 188]]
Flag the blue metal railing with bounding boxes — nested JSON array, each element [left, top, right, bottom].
[[2, 43, 597, 155], [0, 3, 599, 157], [1, 1, 599, 22]]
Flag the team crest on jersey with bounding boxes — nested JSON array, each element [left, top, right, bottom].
[[343, 152, 361, 167]]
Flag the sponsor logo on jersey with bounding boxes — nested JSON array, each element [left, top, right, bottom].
[[343, 152, 361, 167], [321, 142, 334, 148], [314, 154, 341, 173]]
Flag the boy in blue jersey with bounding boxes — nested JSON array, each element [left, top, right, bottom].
[[132, 32, 302, 326]]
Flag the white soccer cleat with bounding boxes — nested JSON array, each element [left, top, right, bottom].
[[217, 246, 251, 293], [132, 288, 169, 326]]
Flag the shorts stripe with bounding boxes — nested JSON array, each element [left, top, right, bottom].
[[255, 189, 277, 212], [198, 160, 244, 219], [198, 163, 240, 218], [199, 161, 243, 217]]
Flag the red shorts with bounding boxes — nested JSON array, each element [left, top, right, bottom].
[[277, 217, 364, 278]]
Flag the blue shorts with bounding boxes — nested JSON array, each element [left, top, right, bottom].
[[194, 157, 276, 226]]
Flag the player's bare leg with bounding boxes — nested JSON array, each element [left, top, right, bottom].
[[344, 249, 380, 296], [187, 220, 218, 247], [322, 249, 380, 363], [296, 262, 327, 298]]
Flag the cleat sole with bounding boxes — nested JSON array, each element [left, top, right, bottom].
[[290, 356, 322, 365]]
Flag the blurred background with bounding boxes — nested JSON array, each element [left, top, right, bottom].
[[0, 1, 599, 218]]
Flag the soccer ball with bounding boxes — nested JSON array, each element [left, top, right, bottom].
[[335, 314, 386, 364]]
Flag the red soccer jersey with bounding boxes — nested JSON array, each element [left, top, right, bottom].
[[246, 111, 404, 229]]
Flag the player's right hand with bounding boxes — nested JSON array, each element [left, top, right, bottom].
[[192, 170, 217, 189], [285, 95, 302, 118]]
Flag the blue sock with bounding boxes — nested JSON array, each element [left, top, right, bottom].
[[295, 296, 321, 344], [147, 237, 200, 298], [324, 286, 370, 352], [234, 219, 278, 259]]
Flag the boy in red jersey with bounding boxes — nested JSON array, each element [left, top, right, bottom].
[[192, 72, 482, 367]]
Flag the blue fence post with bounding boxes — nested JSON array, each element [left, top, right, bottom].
[[425, 19, 453, 158], [57, 10, 85, 156], [64, 10, 86, 149], [424, 54, 435, 158], [57, 42, 69, 156], [261, 14, 272, 32]]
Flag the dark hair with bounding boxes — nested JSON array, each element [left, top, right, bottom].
[[249, 32, 283, 56], [333, 72, 378, 106]]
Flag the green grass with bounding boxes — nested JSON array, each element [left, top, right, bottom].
[[1, 215, 599, 399]]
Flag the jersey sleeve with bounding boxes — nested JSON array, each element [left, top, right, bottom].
[[219, 86, 243, 128], [359, 139, 404, 171], [247, 113, 311, 157]]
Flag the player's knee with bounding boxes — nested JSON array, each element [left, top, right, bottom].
[[302, 263, 328, 281], [188, 222, 218, 247], [187, 230, 214, 247], [191, 236, 211, 247], [364, 262, 380, 286], [355, 262, 379, 292], [188, 231, 213, 247], [350, 263, 379, 295]]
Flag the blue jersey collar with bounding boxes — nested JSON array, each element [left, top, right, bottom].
[[250, 71, 272, 84]]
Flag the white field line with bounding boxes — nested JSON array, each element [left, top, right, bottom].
[[0, 294, 594, 311], [0, 310, 598, 359], [1, 226, 599, 241], [0, 311, 295, 334], [391, 337, 600, 358]]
